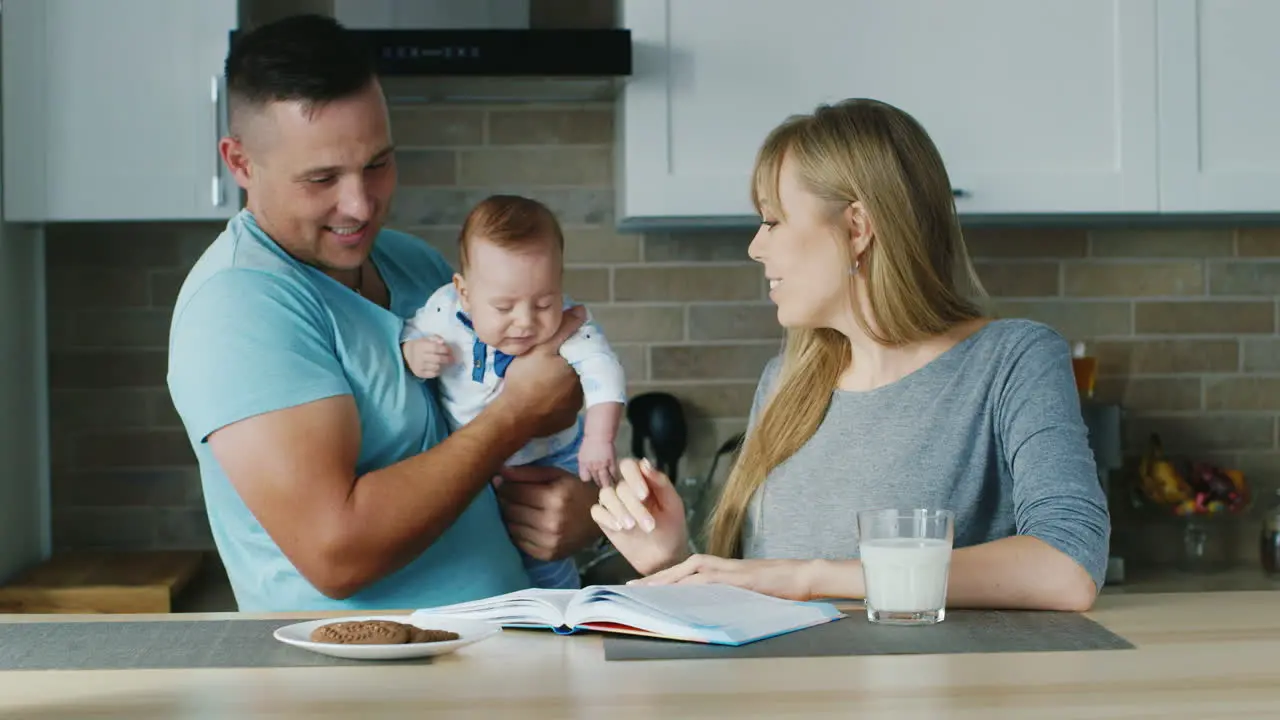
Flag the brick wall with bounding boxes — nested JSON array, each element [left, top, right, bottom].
[[47, 224, 217, 549], [44, 101, 1280, 556]]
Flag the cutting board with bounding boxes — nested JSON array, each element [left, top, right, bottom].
[[0, 550, 204, 614]]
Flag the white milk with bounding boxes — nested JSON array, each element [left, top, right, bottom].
[[859, 537, 952, 612]]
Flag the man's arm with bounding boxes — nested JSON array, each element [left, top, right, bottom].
[[172, 271, 584, 600], [208, 389, 559, 599]]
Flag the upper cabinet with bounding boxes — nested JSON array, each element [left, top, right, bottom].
[[3, 0, 239, 222], [6, 1, 1277, 224], [617, 0, 1159, 227], [616, 0, 1280, 227], [1157, 0, 1280, 213]]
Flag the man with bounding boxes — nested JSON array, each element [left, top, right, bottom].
[[166, 14, 601, 612]]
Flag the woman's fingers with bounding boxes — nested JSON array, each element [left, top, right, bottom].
[[638, 457, 674, 490], [615, 457, 682, 508], [616, 458, 650, 502], [615, 480, 654, 532], [594, 473, 658, 535], [590, 503, 622, 533], [633, 554, 715, 585], [673, 571, 720, 586], [596, 486, 636, 531]]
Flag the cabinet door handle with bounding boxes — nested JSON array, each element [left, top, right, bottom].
[[952, 188, 970, 198], [211, 75, 224, 207]]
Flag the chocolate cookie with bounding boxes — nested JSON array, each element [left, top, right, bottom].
[[409, 627, 461, 643], [309, 620, 412, 645]]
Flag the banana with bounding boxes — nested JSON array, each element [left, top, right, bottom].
[[1138, 433, 1191, 505]]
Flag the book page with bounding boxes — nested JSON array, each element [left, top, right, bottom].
[[564, 584, 844, 644], [574, 584, 806, 627], [411, 588, 577, 627]]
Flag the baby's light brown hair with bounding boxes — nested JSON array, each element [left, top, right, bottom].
[[457, 194, 565, 274]]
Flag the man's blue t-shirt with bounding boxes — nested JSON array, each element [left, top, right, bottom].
[[166, 210, 533, 612]]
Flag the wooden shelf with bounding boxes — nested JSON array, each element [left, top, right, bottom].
[[0, 550, 205, 614]]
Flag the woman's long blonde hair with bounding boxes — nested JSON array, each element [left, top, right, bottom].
[[703, 99, 988, 559]]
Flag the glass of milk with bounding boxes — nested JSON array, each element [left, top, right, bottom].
[[856, 508, 955, 625]]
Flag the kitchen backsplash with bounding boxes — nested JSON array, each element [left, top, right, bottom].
[[44, 100, 1280, 564]]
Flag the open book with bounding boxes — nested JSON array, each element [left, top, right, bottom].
[[410, 583, 845, 646]]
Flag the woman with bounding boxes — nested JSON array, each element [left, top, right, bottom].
[[592, 98, 1110, 612]]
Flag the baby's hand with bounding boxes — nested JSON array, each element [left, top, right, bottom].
[[578, 436, 617, 488], [402, 336, 453, 379]]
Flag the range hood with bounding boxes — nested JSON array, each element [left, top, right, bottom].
[[328, 0, 631, 103]]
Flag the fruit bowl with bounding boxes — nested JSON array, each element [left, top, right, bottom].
[[1132, 433, 1251, 517]]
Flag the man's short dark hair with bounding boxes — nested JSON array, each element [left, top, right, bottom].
[[225, 14, 377, 133]]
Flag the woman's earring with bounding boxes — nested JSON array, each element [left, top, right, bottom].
[[849, 259, 861, 276]]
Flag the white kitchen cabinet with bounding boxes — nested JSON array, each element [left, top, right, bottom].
[[2, 0, 239, 222], [0, 220, 47, 582], [0, 39, 48, 577], [617, 0, 1161, 226], [1157, 0, 1280, 213]]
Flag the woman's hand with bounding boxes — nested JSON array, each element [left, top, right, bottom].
[[591, 458, 691, 576], [629, 555, 822, 602]]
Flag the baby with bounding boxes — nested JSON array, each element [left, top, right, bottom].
[[399, 194, 626, 590]]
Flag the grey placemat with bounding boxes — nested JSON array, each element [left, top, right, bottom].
[[603, 609, 1135, 661], [0, 620, 433, 671]]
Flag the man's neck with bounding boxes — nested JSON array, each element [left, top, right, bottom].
[[244, 205, 366, 293], [327, 264, 361, 292]]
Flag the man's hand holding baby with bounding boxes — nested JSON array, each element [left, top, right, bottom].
[[497, 306, 586, 438], [402, 336, 453, 379]]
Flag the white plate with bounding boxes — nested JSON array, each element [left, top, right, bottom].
[[273, 615, 501, 660]]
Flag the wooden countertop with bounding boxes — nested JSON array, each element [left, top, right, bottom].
[[0, 590, 1277, 718]]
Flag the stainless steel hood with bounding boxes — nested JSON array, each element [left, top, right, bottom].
[[328, 0, 631, 103]]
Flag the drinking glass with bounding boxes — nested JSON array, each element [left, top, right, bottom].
[[856, 508, 955, 625], [1071, 341, 1097, 399]]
